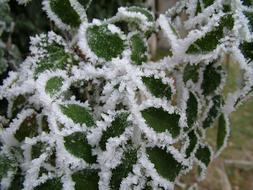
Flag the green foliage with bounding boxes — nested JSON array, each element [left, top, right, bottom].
[[60, 104, 94, 126], [72, 169, 99, 190], [50, 0, 81, 27], [99, 112, 130, 150], [110, 145, 138, 189], [86, 25, 125, 61], [201, 63, 222, 96], [186, 92, 198, 128], [130, 33, 148, 65], [64, 132, 96, 163], [195, 145, 211, 166], [186, 14, 234, 54], [147, 147, 183, 181], [203, 95, 224, 129], [141, 107, 180, 137], [45, 76, 64, 96], [34, 178, 62, 190], [14, 113, 38, 142], [142, 76, 172, 100], [183, 63, 199, 84], [216, 113, 228, 150], [34, 43, 76, 77]]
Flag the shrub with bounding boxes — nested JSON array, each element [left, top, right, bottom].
[[0, 0, 253, 189]]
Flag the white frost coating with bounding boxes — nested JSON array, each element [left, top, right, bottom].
[[69, 0, 88, 21]]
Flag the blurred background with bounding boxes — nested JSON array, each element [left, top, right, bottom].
[[0, 0, 252, 189]]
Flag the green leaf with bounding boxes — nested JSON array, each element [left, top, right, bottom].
[[142, 77, 172, 100], [77, 0, 92, 10], [110, 145, 138, 190], [11, 95, 27, 119], [185, 131, 198, 157], [195, 145, 212, 166], [141, 107, 180, 137], [217, 113, 229, 150], [186, 14, 234, 54], [241, 0, 253, 6], [31, 142, 47, 160], [0, 154, 15, 179], [64, 132, 96, 163], [34, 178, 62, 190], [49, 0, 81, 27], [240, 41, 253, 63], [34, 43, 76, 77], [0, 48, 8, 75], [195, 0, 202, 15], [130, 33, 148, 65], [0, 1, 12, 35], [202, 0, 215, 7], [72, 169, 99, 190], [147, 147, 183, 181], [128, 7, 154, 22], [203, 95, 223, 129], [86, 25, 125, 61], [45, 76, 64, 96], [14, 113, 38, 142], [201, 63, 222, 96], [99, 112, 130, 151], [0, 98, 8, 117], [183, 63, 199, 84], [186, 92, 198, 128], [41, 116, 50, 133], [8, 169, 24, 190], [60, 104, 94, 126]]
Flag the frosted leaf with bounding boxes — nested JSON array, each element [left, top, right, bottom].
[[64, 132, 96, 163], [146, 146, 184, 182], [81, 24, 125, 62], [99, 112, 130, 151], [72, 169, 99, 190], [127, 6, 154, 22], [201, 63, 223, 96], [186, 14, 234, 54], [60, 104, 95, 127], [141, 107, 180, 138], [115, 6, 155, 34], [240, 41, 253, 63], [0, 153, 16, 180], [202, 95, 223, 129], [185, 130, 198, 158], [34, 178, 62, 190], [109, 144, 138, 190], [129, 33, 148, 65], [14, 112, 38, 142], [216, 113, 230, 152], [186, 92, 198, 128], [142, 76, 172, 100], [42, 0, 91, 30], [195, 144, 212, 167], [183, 63, 199, 84], [45, 76, 64, 97], [31, 34, 76, 77], [9, 95, 27, 119]]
